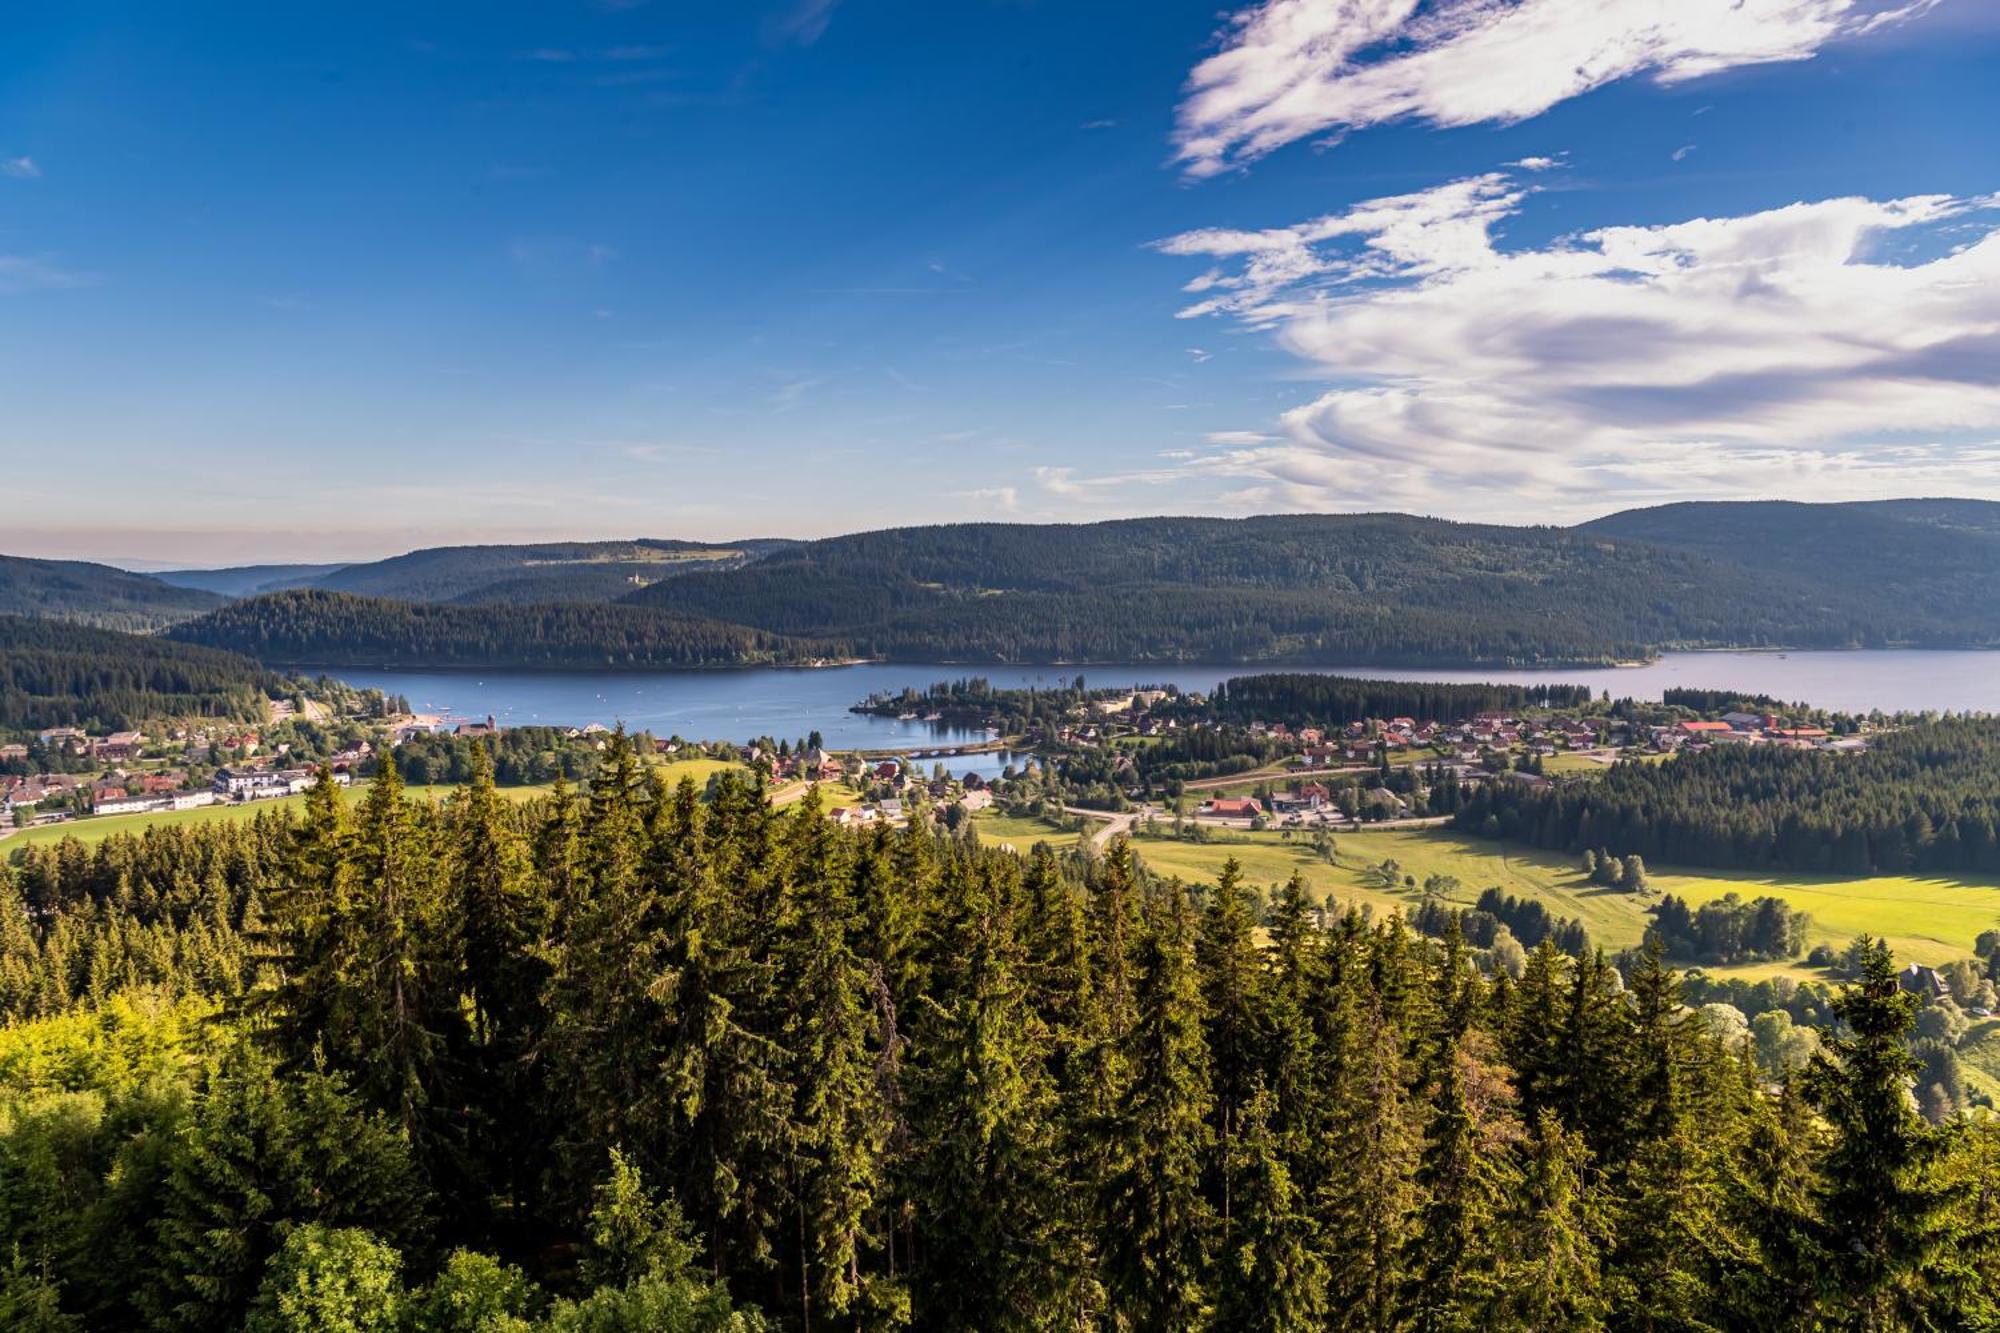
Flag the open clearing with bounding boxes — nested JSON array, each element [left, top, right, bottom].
[[973, 812, 2000, 980]]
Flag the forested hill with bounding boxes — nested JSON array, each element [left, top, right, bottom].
[[621, 508, 2000, 664], [165, 588, 825, 669], [0, 614, 284, 732], [152, 561, 350, 597], [1580, 498, 2000, 635], [273, 537, 795, 604], [0, 553, 224, 631], [55, 500, 2000, 669], [1457, 716, 2000, 877]]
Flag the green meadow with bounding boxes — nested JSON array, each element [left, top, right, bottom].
[[974, 811, 2000, 981], [2, 756, 752, 854]]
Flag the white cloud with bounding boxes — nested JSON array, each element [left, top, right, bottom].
[[1146, 173, 2000, 518], [1206, 430, 1276, 445], [959, 485, 1021, 513], [1672, 143, 1697, 162], [1174, 0, 1938, 177], [1, 156, 39, 179]]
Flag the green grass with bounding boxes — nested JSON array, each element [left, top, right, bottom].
[[971, 809, 1085, 852], [1959, 1020, 2000, 1102], [2, 757, 756, 854], [2, 780, 562, 852], [650, 757, 744, 789], [1543, 751, 1614, 774], [1122, 826, 2000, 981]]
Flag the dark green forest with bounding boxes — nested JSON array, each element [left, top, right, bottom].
[[3, 740, 1996, 1329], [1208, 674, 1594, 726], [0, 555, 224, 632], [17, 501, 2000, 670], [1454, 718, 2000, 875], [0, 615, 285, 734], [166, 590, 824, 669], [625, 507, 2000, 663]]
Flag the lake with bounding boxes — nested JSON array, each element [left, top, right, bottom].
[[324, 650, 1998, 772]]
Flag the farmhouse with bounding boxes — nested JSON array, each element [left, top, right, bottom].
[[1203, 797, 1262, 819]]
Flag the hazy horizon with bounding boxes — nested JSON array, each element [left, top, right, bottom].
[[0, 492, 1979, 572]]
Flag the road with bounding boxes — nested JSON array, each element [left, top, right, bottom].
[[1062, 804, 1152, 849]]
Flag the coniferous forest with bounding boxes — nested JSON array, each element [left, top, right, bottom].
[[1208, 674, 1594, 727], [3, 735, 1997, 1329], [0, 614, 287, 733], [146, 504, 2000, 672], [1456, 717, 2000, 876]]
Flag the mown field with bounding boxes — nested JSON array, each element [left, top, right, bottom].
[[973, 810, 2000, 981]]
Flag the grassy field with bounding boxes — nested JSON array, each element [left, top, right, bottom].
[[971, 809, 1089, 852], [1, 756, 753, 854], [1119, 825, 2000, 980], [1, 781, 565, 852], [652, 757, 744, 789]]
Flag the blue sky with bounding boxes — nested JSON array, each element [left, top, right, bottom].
[[4, 0, 1999, 564]]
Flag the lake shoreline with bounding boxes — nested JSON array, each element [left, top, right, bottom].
[[317, 650, 2000, 757]]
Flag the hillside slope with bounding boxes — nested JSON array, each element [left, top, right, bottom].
[[151, 563, 350, 597], [1580, 500, 2000, 635], [622, 509, 2000, 664], [0, 554, 225, 631], [166, 588, 824, 669], [304, 538, 796, 604], [0, 614, 283, 733]]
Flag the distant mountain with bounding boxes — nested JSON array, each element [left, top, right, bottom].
[[302, 538, 798, 604], [166, 588, 824, 669], [615, 505, 2000, 665], [148, 501, 2000, 671], [0, 554, 225, 632], [152, 563, 351, 598], [1578, 499, 2000, 634]]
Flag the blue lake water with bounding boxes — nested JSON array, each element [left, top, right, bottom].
[[326, 650, 1998, 774]]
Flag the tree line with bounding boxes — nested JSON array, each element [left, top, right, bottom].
[[1208, 674, 1594, 727], [167, 589, 825, 670], [0, 613, 286, 734], [2, 737, 1996, 1327], [1454, 718, 2000, 876]]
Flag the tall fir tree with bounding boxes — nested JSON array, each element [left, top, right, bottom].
[[1101, 884, 1216, 1330], [1212, 1081, 1327, 1333], [1804, 937, 1962, 1330]]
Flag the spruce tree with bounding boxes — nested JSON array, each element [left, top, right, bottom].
[[1502, 1112, 1609, 1332], [779, 791, 890, 1326], [1101, 884, 1216, 1329], [1197, 855, 1266, 1225], [1804, 937, 1960, 1329], [1402, 978, 1519, 1333], [1319, 970, 1420, 1332], [908, 860, 1066, 1330], [1213, 1082, 1327, 1332]]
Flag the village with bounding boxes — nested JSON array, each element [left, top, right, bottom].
[[2, 676, 1875, 840], [1, 719, 364, 828]]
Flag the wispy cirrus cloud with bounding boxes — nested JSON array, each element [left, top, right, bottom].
[[768, 0, 840, 47], [0, 254, 95, 291], [1173, 0, 1939, 177], [1141, 171, 2000, 517], [1, 156, 40, 179]]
